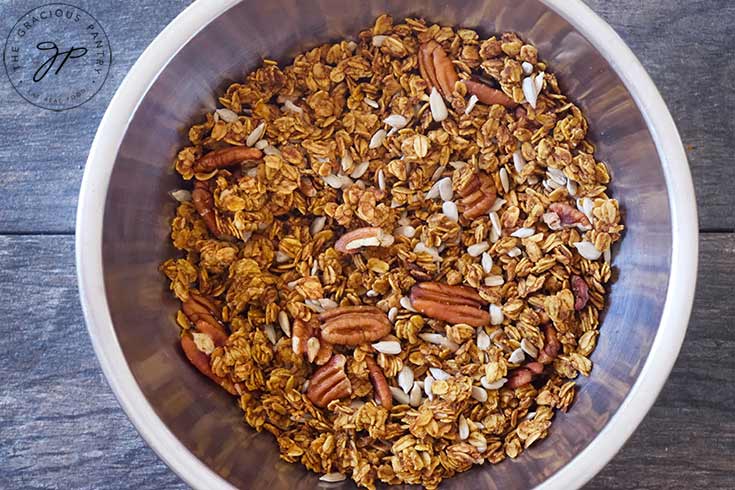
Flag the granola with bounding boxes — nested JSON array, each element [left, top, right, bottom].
[[161, 14, 623, 489]]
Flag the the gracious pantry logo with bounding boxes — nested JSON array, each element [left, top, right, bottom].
[[3, 3, 111, 111]]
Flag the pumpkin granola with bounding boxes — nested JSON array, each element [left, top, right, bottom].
[[161, 14, 623, 489]]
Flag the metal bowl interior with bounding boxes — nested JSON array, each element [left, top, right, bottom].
[[83, 0, 696, 489]]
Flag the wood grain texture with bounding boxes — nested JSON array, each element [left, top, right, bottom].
[[0, 236, 184, 489], [0, 0, 730, 232], [0, 0, 191, 234], [0, 234, 732, 489], [583, 0, 735, 231]]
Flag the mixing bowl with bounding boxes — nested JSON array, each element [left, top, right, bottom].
[[76, 0, 698, 488]]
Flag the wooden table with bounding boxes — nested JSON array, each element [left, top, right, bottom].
[[1, 1, 732, 488]]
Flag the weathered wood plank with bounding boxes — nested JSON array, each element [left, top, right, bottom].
[[584, 0, 735, 231], [0, 234, 731, 489], [0, 235, 184, 489], [0, 0, 190, 234], [0, 0, 729, 232]]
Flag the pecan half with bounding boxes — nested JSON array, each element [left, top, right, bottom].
[[419, 41, 440, 93], [193, 320, 228, 347], [570, 275, 589, 311], [182, 293, 222, 328], [292, 318, 333, 365], [407, 262, 433, 281], [418, 40, 459, 98], [182, 291, 229, 352], [457, 173, 497, 219], [537, 325, 561, 365], [409, 282, 490, 327], [192, 180, 221, 236], [506, 368, 532, 389], [193, 146, 263, 173], [334, 227, 394, 254], [543, 202, 591, 231], [506, 361, 545, 389], [319, 306, 392, 345], [365, 356, 392, 410], [306, 354, 352, 408], [181, 332, 237, 395], [464, 80, 517, 109], [299, 175, 317, 197]]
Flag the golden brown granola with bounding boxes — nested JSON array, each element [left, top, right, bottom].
[[161, 14, 623, 489]]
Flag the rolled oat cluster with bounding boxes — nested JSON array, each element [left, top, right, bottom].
[[161, 14, 623, 489]]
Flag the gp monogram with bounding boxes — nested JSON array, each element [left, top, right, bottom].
[[3, 3, 111, 111]]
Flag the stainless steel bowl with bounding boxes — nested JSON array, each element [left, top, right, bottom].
[[76, 0, 698, 488]]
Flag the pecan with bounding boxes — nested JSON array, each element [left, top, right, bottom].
[[193, 146, 263, 173], [292, 318, 333, 365], [457, 173, 497, 219], [527, 361, 545, 374], [334, 227, 394, 254], [418, 42, 440, 92], [299, 175, 317, 197], [306, 354, 352, 408], [180, 332, 237, 395], [537, 309, 551, 324], [319, 306, 392, 345], [506, 361, 544, 389], [292, 319, 310, 352], [181, 294, 229, 366], [409, 282, 490, 327], [192, 180, 221, 236], [506, 368, 532, 389], [537, 325, 561, 365], [464, 80, 517, 108], [418, 40, 459, 98], [365, 355, 392, 410], [571, 275, 589, 311], [193, 320, 228, 347], [407, 262, 433, 281], [543, 202, 591, 231], [182, 293, 222, 328]]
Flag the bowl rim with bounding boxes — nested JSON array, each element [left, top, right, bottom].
[[75, 0, 698, 488]]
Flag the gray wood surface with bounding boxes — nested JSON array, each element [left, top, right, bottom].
[[0, 0, 190, 234], [0, 0, 733, 489], [587, 0, 735, 232]]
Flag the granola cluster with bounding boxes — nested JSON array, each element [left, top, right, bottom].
[[161, 14, 623, 489]]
